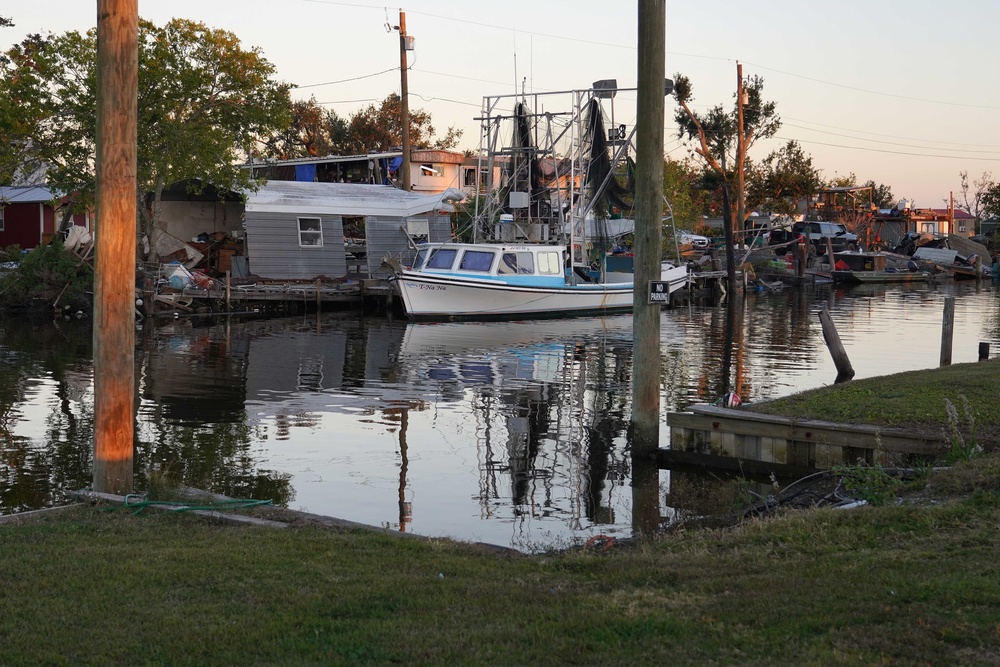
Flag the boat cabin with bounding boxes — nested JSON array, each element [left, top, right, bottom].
[[411, 243, 568, 286]]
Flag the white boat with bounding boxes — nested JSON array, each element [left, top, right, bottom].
[[392, 241, 688, 320], [391, 83, 689, 321]]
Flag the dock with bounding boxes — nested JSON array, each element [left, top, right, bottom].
[[137, 277, 398, 318], [664, 404, 948, 474]]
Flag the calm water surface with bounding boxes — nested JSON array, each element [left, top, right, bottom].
[[2, 281, 998, 549]]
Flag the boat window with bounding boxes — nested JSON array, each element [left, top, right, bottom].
[[413, 248, 428, 269], [459, 250, 495, 272], [498, 251, 534, 275], [426, 248, 458, 269], [297, 217, 323, 247], [537, 251, 562, 275]]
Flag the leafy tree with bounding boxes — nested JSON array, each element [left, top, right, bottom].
[[340, 93, 462, 154], [0, 17, 12, 28], [0, 19, 292, 255], [980, 182, 1000, 222], [746, 140, 820, 216], [259, 96, 348, 159], [861, 179, 894, 209]]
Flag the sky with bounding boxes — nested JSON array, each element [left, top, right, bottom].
[[3, 0, 1000, 209]]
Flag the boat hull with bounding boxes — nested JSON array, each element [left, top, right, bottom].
[[395, 265, 688, 320], [831, 270, 932, 284]]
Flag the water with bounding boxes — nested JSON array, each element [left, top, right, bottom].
[[2, 281, 998, 550]]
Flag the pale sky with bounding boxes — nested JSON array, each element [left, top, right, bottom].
[[3, 0, 1000, 209]]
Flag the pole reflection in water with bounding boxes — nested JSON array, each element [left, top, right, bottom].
[[3, 282, 1000, 549]]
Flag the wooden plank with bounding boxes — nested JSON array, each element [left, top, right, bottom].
[[669, 405, 946, 455]]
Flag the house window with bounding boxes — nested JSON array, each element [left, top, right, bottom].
[[297, 217, 323, 247], [958, 222, 967, 232], [420, 164, 439, 176], [464, 168, 477, 187], [406, 218, 429, 244], [920, 222, 935, 234]]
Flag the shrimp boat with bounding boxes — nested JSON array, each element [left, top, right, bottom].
[[391, 82, 688, 321]]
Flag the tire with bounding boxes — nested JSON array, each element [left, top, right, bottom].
[[847, 243, 858, 252]]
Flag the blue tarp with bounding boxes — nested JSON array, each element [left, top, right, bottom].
[[295, 163, 317, 182]]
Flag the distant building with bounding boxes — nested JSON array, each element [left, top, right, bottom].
[[0, 186, 90, 251]]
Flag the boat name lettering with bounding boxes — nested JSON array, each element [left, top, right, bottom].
[[418, 284, 446, 291]]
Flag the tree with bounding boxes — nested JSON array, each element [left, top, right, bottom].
[[0, 17, 12, 28], [861, 179, 894, 209], [259, 96, 347, 159], [0, 19, 293, 255], [980, 182, 1000, 223], [674, 71, 780, 289], [340, 93, 462, 154], [746, 140, 821, 216], [953, 170, 994, 232]]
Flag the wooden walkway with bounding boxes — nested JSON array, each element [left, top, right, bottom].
[[664, 404, 948, 473]]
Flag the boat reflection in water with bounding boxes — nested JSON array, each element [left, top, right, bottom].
[[5, 281, 1000, 550], [137, 314, 656, 550]]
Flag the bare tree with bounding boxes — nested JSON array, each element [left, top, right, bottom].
[[952, 170, 994, 232]]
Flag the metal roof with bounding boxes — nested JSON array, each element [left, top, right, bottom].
[[0, 185, 57, 204], [245, 181, 465, 217]]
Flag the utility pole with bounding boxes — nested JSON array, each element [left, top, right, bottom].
[[736, 62, 747, 244], [631, 0, 665, 536], [93, 0, 137, 494], [397, 11, 411, 191]]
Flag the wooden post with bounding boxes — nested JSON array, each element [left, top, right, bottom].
[[398, 10, 411, 191], [796, 241, 806, 277], [225, 270, 231, 311], [825, 237, 835, 268], [631, 0, 665, 537], [819, 308, 855, 382], [142, 275, 154, 318], [315, 278, 322, 309], [975, 254, 983, 280], [940, 296, 955, 367], [93, 0, 137, 495], [979, 342, 990, 361]]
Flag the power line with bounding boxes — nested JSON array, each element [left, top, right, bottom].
[[297, 67, 397, 89], [785, 116, 1000, 149], [783, 122, 1000, 155], [744, 61, 1000, 110], [776, 135, 1000, 162]]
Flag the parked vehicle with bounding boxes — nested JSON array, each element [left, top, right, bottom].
[[773, 221, 858, 256], [677, 231, 709, 249]]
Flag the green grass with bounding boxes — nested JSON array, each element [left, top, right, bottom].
[[748, 358, 1000, 448], [3, 492, 1000, 665]]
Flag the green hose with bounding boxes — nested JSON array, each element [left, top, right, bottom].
[[122, 493, 272, 516]]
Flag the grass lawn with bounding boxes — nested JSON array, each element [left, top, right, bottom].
[[2, 360, 1000, 665]]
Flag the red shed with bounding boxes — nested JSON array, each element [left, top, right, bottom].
[[0, 186, 91, 250]]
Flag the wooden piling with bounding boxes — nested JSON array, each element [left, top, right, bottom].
[[819, 307, 854, 382], [940, 296, 955, 367], [631, 0, 665, 537], [825, 237, 835, 268], [225, 271, 231, 311]]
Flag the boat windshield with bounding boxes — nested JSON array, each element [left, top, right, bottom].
[[498, 251, 535, 275], [537, 251, 562, 275], [413, 248, 428, 269], [459, 250, 495, 272], [425, 248, 458, 270]]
